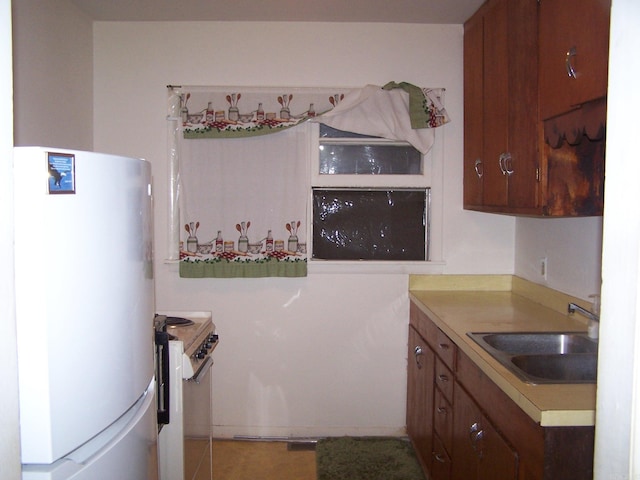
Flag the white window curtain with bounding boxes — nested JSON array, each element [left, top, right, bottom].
[[178, 126, 310, 277]]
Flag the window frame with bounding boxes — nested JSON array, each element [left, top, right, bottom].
[[311, 124, 433, 188], [308, 122, 445, 273]]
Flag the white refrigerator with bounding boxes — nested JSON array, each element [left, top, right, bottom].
[[13, 147, 158, 480]]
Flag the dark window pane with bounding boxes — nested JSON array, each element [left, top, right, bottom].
[[312, 189, 427, 261], [320, 123, 379, 139]]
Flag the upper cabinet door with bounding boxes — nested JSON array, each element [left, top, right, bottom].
[[539, 0, 611, 120], [463, 0, 539, 213], [463, 11, 485, 209], [481, 0, 509, 208]]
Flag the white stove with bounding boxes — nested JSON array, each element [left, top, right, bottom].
[[161, 311, 218, 380], [155, 311, 217, 480]]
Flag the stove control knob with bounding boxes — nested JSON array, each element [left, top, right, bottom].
[[204, 342, 213, 349], [196, 350, 206, 359], [209, 334, 219, 342]]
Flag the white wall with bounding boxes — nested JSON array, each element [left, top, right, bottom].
[[515, 216, 603, 299], [12, 0, 93, 149], [92, 21, 515, 437]]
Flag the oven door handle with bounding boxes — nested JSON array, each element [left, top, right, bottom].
[[191, 356, 213, 384], [155, 331, 170, 426]]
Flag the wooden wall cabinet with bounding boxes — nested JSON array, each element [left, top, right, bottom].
[[407, 300, 595, 479], [463, 0, 610, 216], [538, 0, 611, 121], [463, 0, 539, 213]]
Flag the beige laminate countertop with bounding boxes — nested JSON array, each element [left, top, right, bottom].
[[409, 275, 597, 428]]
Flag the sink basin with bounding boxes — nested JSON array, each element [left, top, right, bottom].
[[511, 353, 597, 383], [474, 332, 598, 355], [467, 332, 598, 384]]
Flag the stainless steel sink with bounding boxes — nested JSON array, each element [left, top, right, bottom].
[[476, 332, 598, 355], [467, 332, 598, 384], [511, 353, 597, 383]]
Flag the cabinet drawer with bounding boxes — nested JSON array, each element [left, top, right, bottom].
[[410, 302, 437, 345], [435, 358, 454, 403], [431, 434, 452, 480], [434, 388, 454, 454], [433, 328, 456, 370]]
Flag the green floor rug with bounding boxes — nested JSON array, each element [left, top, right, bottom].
[[316, 437, 426, 480]]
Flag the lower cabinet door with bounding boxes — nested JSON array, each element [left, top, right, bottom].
[[406, 326, 435, 472], [452, 383, 518, 480], [431, 434, 452, 480]]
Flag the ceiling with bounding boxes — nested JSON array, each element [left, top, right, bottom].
[[68, 0, 483, 24]]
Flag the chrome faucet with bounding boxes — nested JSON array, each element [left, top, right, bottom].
[[567, 303, 600, 340], [568, 303, 600, 322]]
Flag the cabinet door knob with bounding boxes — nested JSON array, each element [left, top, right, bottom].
[[566, 46, 578, 79], [474, 158, 484, 178], [438, 374, 449, 383]]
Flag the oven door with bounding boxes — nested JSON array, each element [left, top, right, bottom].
[[183, 359, 213, 480]]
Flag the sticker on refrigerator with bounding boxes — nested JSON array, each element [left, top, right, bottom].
[[47, 152, 75, 194]]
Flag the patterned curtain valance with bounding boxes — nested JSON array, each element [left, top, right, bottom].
[[179, 87, 344, 139], [173, 83, 450, 153]]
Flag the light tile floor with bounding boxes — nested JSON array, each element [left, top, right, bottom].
[[211, 440, 316, 480]]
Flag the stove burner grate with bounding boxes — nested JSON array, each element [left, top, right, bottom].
[[165, 316, 195, 327]]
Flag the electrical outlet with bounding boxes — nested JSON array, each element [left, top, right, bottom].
[[539, 257, 548, 280]]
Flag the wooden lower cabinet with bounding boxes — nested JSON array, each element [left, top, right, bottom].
[[407, 301, 595, 480], [452, 383, 518, 480]]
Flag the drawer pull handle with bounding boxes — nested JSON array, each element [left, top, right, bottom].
[[438, 343, 450, 350], [474, 158, 483, 178], [438, 374, 449, 383], [566, 46, 577, 79], [414, 346, 423, 369], [499, 152, 514, 176], [437, 406, 447, 415], [433, 452, 446, 463], [469, 422, 485, 458]]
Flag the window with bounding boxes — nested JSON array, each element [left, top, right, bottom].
[[311, 124, 431, 261], [318, 125, 423, 175], [312, 188, 429, 260]]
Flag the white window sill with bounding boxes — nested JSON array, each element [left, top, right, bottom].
[[307, 260, 446, 275]]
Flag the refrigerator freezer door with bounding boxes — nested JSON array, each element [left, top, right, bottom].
[[22, 379, 158, 480], [14, 147, 155, 464]]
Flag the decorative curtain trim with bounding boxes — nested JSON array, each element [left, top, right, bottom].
[[382, 82, 450, 129], [182, 88, 344, 139], [180, 257, 307, 278], [316, 83, 448, 155]]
